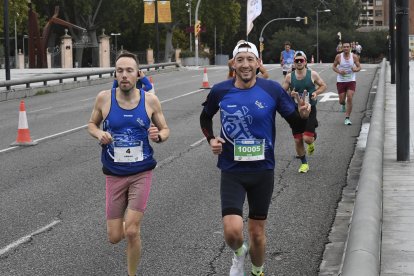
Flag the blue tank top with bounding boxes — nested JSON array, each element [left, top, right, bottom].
[[101, 88, 156, 175], [203, 78, 297, 172]]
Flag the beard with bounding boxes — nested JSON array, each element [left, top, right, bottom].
[[236, 70, 254, 83], [119, 81, 134, 93]]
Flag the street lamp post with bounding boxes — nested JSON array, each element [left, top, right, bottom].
[[14, 17, 18, 63], [186, 1, 192, 52], [258, 17, 306, 60], [194, 0, 201, 66], [110, 33, 121, 54], [22, 35, 28, 56], [22, 34, 28, 68], [3, 0, 11, 83], [316, 9, 331, 63]]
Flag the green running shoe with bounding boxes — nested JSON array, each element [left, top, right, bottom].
[[344, 118, 352, 125], [307, 143, 315, 156], [298, 163, 309, 173], [251, 272, 264, 276]]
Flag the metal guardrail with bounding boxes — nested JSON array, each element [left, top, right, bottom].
[[0, 62, 180, 91]]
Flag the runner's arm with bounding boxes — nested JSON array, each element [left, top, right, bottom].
[[87, 91, 113, 144], [332, 55, 341, 74], [352, 54, 362, 72], [139, 75, 153, 92], [311, 71, 327, 99], [149, 95, 170, 142], [200, 109, 215, 144]]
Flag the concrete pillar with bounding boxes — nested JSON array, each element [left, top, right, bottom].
[[18, 49, 24, 69], [175, 48, 181, 64], [147, 48, 154, 64], [60, 29, 73, 68], [99, 29, 111, 67]]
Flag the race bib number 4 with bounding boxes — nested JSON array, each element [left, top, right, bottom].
[[113, 141, 143, 163], [234, 139, 265, 161]]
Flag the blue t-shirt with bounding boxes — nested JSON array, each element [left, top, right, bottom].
[[203, 78, 296, 172]]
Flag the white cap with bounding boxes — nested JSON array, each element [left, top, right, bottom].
[[232, 41, 259, 59], [294, 50, 307, 60]]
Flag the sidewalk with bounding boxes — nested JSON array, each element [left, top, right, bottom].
[[380, 62, 414, 275]]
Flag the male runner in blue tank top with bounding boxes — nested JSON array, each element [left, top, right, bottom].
[[200, 41, 310, 276], [282, 51, 327, 173], [87, 51, 169, 276]]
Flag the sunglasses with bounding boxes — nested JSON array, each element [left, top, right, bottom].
[[294, 59, 306, 63]]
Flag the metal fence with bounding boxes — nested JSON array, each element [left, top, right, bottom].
[[0, 62, 180, 91]]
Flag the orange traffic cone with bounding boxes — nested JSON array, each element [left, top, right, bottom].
[[11, 100, 37, 146], [148, 76, 155, 94], [200, 67, 211, 89], [311, 55, 315, 64]]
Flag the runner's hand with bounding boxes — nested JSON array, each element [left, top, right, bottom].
[[148, 124, 160, 142], [293, 90, 311, 118], [98, 131, 113, 145], [210, 137, 225, 155], [290, 90, 299, 99], [138, 70, 145, 79]]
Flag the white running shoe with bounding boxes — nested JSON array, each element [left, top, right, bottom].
[[344, 118, 352, 125], [229, 243, 248, 276]]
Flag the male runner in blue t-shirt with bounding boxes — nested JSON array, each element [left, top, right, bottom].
[[200, 41, 310, 276]]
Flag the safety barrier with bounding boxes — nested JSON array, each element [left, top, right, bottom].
[[0, 62, 180, 91]]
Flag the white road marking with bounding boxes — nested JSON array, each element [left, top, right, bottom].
[[1, 88, 206, 152], [33, 125, 87, 143], [0, 219, 61, 257], [159, 89, 205, 104], [30, 107, 53, 113], [318, 92, 339, 102], [191, 137, 206, 147], [79, 97, 96, 102], [0, 146, 19, 153]]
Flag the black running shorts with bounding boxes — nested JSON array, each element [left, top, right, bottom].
[[220, 170, 274, 220], [292, 105, 318, 136]]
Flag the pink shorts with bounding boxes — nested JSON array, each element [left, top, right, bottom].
[[336, 81, 356, 94], [105, 170, 153, 220]]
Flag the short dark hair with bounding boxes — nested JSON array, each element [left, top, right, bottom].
[[115, 50, 139, 65], [284, 41, 291, 46]]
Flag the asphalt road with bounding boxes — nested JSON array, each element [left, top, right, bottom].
[[0, 63, 379, 276]]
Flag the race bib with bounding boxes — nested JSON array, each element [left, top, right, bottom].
[[234, 139, 265, 161], [113, 140, 143, 163]]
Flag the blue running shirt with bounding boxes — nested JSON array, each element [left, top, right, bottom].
[[101, 88, 156, 175], [203, 78, 297, 172]]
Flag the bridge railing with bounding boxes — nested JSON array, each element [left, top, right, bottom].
[[0, 62, 180, 91]]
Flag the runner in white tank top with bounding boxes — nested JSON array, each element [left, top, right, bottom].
[[332, 41, 361, 125], [337, 52, 356, 82]]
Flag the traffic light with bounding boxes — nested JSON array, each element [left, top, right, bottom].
[[195, 20, 201, 37], [304, 17, 308, 25]]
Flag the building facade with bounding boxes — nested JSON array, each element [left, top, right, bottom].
[[359, 0, 389, 27]]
